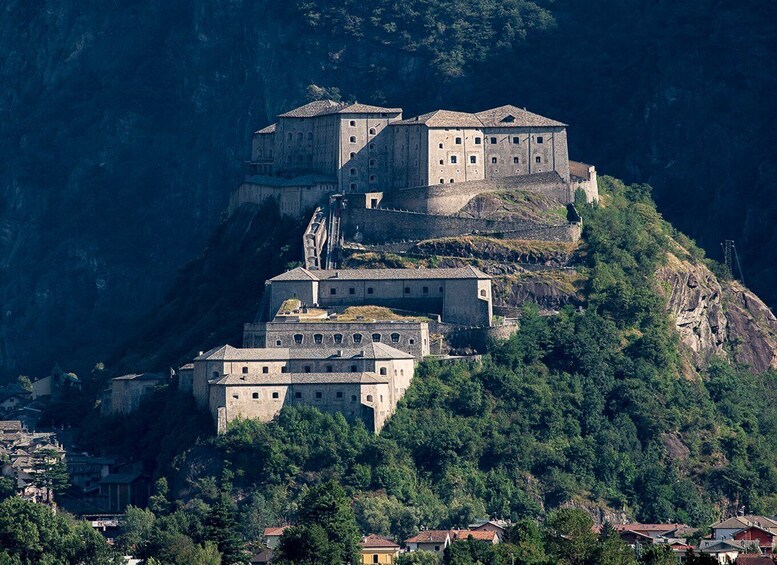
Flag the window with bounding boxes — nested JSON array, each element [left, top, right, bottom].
[[369, 128, 376, 135], [391, 333, 400, 343], [455, 137, 462, 144], [480, 289, 487, 297], [315, 391, 322, 399], [351, 395, 357, 402], [372, 333, 382, 342], [369, 143, 375, 150], [366, 395, 373, 402], [404, 287, 411, 294], [409, 338, 415, 345], [330, 288, 337, 295], [349, 120, 356, 127], [314, 334, 323, 344], [294, 334, 303, 344], [469, 155, 477, 164], [242, 366, 248, 374], [369, 175, 376, 182], [334, 333, 343, 343], [369, 159, 376, 166], [449, 178, 455, 183], [439, 159, 444, 165], [439, 178, 445, 184], [353, 334, 362, 344], [252, 392, 259, 399], [307, 132, 313, 141], [349, 287, 355, 295], [373, 555, 379, 564], [490, 137, 497, 144], [281, 366, 288, 373], [438, 143, 444, 149], [272, 392, 279, 399], [536, 136, 544, 143], [367, 287, 374, 295], [379, 367, 387, 375], [349, 152, 356, 159], [491, 157, 498, 164], [512, 136, 520, 144], [257, 148, 263, 157], [435, 546, 440, 552], [474, 137, 481, 144], [349, 136, 356, 143], [350, 168, 356, 176], [535, 155, 541, 163], [297, 132, 303, 142], [262, 366, 269, 374], [295, 391, 302, 398], [450, 155, 457, 164], [326, 365, 333, 373], [304, 365, 311, 373], [232, 394, 239, 399], [336, 391, 343, 399], [351, 365, 358, 372], [275, 340, 282, 346], [423, 286, 429, 294], [350, 183, 357, 190]]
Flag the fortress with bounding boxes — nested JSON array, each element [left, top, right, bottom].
[[165, 99, 599, 434]]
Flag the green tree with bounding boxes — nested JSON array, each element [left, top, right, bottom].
[[205, 494, 249, 565], [148, 477, 171, 515], [31, 448, 69, 502], [638, 545, 677, 565], [543, 509, 598, 565], [397, 551, 442, 565], [0, 477, 15, 502], [116, 506, 155, 554]]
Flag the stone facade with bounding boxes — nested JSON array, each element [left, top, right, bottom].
[[265, 267, 493, 327], [192, 344, 414, 433], [109, 373, 167, 415], [243, 319, 431, 359]]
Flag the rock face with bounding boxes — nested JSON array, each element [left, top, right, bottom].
[[657, 254, 777, 373]]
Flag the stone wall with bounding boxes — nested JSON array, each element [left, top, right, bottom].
[[482, 126, 569, 182], [229, 180, 337, 218], [344, 207, 581, 244], [569, 161, 599, 203], [378, 173, 572, 216]]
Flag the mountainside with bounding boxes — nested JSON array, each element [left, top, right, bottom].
[[2, 0, 776, 380]]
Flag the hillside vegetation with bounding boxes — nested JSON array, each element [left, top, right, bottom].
[[71, 179, 777, 560]]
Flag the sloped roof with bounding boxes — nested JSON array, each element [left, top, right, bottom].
[[0, 421, 22, 432], [112, 373, 167, 382], [614, 523, 685, 533], [452, 530, 499, 542], [393, 109, 483, 128], [476, 105, 566, 127], [277, 100, 402, 118], [213, 372, 391, 386], [269, 266, 490, 282], [362, 534, 401, 549], [197, 343, 412, 362], [406, 530, 451, 544], [254, 123, 277, 134], [264, 526, 289, 537]]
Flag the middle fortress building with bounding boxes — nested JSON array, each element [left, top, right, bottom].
[[189, 266, 496, 434]]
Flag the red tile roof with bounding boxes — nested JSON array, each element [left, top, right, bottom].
[[263, 526, 289, 537], [362, 534, 400, 549], [452, 530, 499, 542], [406, 530, 451, 544]]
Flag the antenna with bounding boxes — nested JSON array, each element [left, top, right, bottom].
[[721, 240, 745, 284]]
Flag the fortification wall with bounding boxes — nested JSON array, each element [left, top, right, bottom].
[[380, 173, 571, 216], [569, 161, 599, 203], [229, 182, 337, 218], [344, 207, 581, 244]]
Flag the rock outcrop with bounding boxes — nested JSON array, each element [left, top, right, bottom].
[[657, 253, 777, 373]]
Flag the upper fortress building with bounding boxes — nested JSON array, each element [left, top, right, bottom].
[[238, 100, 594, 217]]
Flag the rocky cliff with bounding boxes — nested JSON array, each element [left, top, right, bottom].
[[657, 253, 777, 374]]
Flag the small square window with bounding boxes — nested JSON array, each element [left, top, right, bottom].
[[349, 287, 355, 295], [326, 365, 333, 373], [275, 340, 282, 346], [536, 136, 544, 143], [242, 366, 248, 374], [490, 137, 497, 144], [349, 120, 356, 127], [450, 155, 457, 164], [350, 365, 358, 372], [330, 288, 337, 295], [512, 136, 520, 144], [351, 395, 357, 402], [513, 157, 520, 164], [469, 155, 477, 164], [334, 334, 343, 343], [474, 137, 481, 144], [252, 392, 259, 399], [295, 391, 302, 398], [262, 366, 269, 374], [272, 392, 279, 399], [367, 287, 374, 294], [336, 391, 343, 399], [353, 334, 362, 344], [314, 334, 323, 344], [349, 136, 356, 143], [455, 137, 462, 144], [304, 366, 311, 373], [404, 287, 411, 294], [315, 391, 322, 399]]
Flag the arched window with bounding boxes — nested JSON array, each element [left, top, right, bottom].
[[369, 128, 376, 135], [353, 333, 362, 344], [333, 334, 343, 344], [449, 178, 455, 183], [349, 152, 356, 159], [379, 367, 387, 375], [242, 366, 248, 374], [366, 395, 373, 402], [307, 132, 313, 140], [391, 333, 400, 343], [480, 289, 487, 297], [314, 334, 323, 344], [439, 178, 445, 184], [349, 136, 357, 143], [294, 334, 303, 344]]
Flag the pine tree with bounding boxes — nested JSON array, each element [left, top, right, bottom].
[[205, 494, 249, 565]]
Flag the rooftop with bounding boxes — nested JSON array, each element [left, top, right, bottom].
[[197, 343, 413, 362], [406, 530, 451, 544], [254, 123, 277, 134], [362, 534, 401, 549], [268, 266, 490, 283], [277, 100, 401, 119], [213, 372, 391, 386], [112, 373, 168, 382], [475, 105, 567, 128], [393, 109, 483, 128]]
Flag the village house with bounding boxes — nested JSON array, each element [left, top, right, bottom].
[[104, 372, 168, 415], [361, 534, 401, 564], [405, 530, 452, 554]]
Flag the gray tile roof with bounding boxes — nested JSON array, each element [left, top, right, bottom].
[[277, 100, 402, 119], [196, 343, 412, 362], [393, 109, 483, 128], [269, 266, 490, 282], [213, 372, 391, 386], [476, 105, 566, 128], [254, 123, 277, 134], [112, 372, 167, 382]]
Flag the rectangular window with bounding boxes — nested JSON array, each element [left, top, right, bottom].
[[491, 157, 497, 164], [349, 287, 355, 295], [423, 286, 429, 294], [535, 155, 542, 163], [404, 287, 411, 294], [315, 391, 322, 399], [336, 391, 343, 398], [474, 137, 481, 144], [262, 366, 269, 374], [513, 157, 520, 164], [330, 288, 336, 295], [536, 136, 544, 143], [252, 392, 259, 399], [367, 287, 374, 295], [450, 155, 457, 164], [512, 136, 520, 144], [469, 155, 477, 164], [455, 137, 462, 144], [295, 391, 302, 398], [490, 137, 497, 144]]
